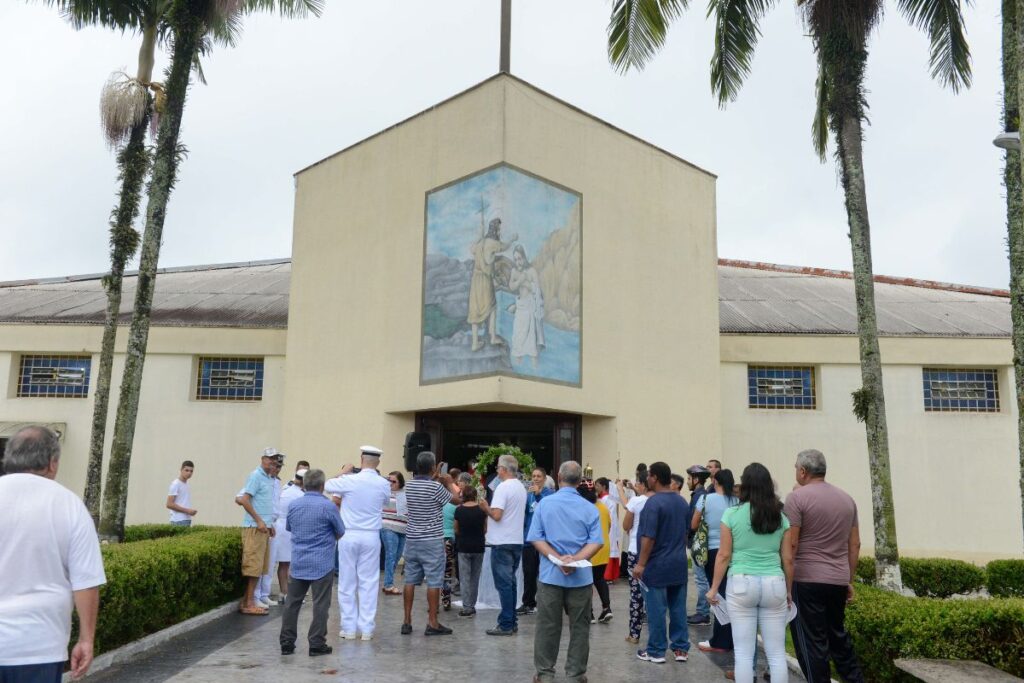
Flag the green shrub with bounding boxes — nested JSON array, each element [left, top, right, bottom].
[[987, 560, 1024, 598], [853, 557, 985, 597], [846, 585, 1024, 682], [74, 528, 244, 655], [122, 524, 220, 542], [900, 558, 986, 598]]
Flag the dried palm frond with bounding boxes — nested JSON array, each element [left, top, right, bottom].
[[148, 82, 166, 139], [100, 71, 150, 149]]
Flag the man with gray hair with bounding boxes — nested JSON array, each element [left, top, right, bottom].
[[280, 469, 345, 656], [784, 449, 865, 683], [527, 460, 604, 683], [325, 445, 392, 640], [0, 426, 106, 681], [479, 453, 528, 636]]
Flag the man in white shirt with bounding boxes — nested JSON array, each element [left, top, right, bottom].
[[325, 445, 392, 640], [479, 454, 527, 636], [0, 426, 106, 681], [273, 468, 308, 604], [166, 460, 197, 526]]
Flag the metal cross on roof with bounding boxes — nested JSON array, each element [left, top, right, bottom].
[[500, 0, 511, 73]]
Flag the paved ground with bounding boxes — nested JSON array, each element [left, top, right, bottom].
[[88, 576, 787, 682]]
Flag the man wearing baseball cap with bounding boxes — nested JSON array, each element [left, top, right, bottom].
[[237, 447, 284, 615]]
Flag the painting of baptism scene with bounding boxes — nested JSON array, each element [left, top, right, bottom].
[[421, 164, 581, 385]]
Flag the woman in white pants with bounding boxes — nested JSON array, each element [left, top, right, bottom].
[[706, 463, 794, 683]]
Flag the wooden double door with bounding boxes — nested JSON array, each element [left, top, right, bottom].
[[415, 411, 581, 475]]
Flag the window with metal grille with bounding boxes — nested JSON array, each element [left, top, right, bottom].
[[196, 357, 264, 401], [922, 368, 999, 413], [748, 365, 816, 409], [17, 355, 91, 398]]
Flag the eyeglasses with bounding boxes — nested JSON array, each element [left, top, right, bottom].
[[389, 479, 398, 484]]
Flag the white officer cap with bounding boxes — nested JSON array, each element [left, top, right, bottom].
[[360, 445, 383, 457]]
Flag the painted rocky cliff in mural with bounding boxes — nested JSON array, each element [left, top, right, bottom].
[[420, 164, 581, 385]]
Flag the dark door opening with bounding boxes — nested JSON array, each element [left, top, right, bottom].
[[415, 411, 581, 476]]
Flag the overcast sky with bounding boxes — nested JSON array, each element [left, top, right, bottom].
[[0, 1, 1010, 288]]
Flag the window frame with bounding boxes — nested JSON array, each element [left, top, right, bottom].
[[922, 367, 1000, 413], [747, 365, 817, 410], [194, 356, 265, 402], [16, 354, 92, 399]]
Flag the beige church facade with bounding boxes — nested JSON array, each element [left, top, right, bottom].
[[0, 75, 1020, 562]]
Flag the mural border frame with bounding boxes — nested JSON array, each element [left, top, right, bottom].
[[418, 161, 583, 388]]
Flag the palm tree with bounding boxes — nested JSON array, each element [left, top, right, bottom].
[[608, 0, 972, 592], [44, 0, 241, 526], [96, 0, 322, 542], [1007, 0, 1024, 548]]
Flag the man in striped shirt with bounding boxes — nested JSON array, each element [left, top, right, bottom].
[[401, 451, 462, 636]]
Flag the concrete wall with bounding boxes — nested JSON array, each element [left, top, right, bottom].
[[284, 75, 722, 479], [721, 334, 1024, 562], [0, 324, 286, 527]]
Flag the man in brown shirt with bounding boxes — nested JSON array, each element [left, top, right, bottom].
[[784, 449, 865, 683]]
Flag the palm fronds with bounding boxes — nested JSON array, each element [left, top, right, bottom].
[[607, 0, 689, 73], [100, 71, 150, 148], [896, 0, 973, 91], [707, 0, 779, 106], [240, 0, 324, 19], [812, 54, 830, 161]]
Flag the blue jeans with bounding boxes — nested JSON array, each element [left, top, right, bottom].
[[693, 561, 710, 616], [170, 519, 192, 527], [643, 582, 690, 658], [491, 544, 522, 631], [380, 529, 406, 588], [0, 662, 63, 682]]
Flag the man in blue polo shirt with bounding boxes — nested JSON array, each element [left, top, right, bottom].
[[517, 467, 554, 616], [526, 461, 603, 683], [237, 447, 281, 615]]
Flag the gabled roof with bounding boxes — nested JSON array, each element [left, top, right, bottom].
[[0, 258, 1011, 337]]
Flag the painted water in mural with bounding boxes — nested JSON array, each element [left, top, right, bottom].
[[421, 165, 581, 385]]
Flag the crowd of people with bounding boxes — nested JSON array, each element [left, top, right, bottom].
[[1, 422, 867, 683]]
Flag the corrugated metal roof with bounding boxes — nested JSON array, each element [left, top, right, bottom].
[[0, 259, 290, 328], [0, 258, 1010, 337]]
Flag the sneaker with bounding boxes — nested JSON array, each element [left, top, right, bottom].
[[400, 623, 412, 635], [636, 650, 666, 664], [425, 623, 453, 636], [360, 633, 373, 641], [687, 613, 711, 626], [339, 631, 357, 640], [458, 608, 476, 617], [597, 608, 613, 623], [486, 627, 516, 636], [673, 649, 689, 662], [309, 645, 333, 657], [590, 612, 596, 624], [698, 640, 728, 653], [516, 604, 537, 615], [256, 598, 271, 609], [625, 635, 640, 644]]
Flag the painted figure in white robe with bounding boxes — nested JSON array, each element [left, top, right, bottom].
[[507, 244, 545, 368]]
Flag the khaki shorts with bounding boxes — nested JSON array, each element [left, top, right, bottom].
[[241, 527, 271, 577]]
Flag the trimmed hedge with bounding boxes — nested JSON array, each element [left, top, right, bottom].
[[987, 560, 1024, 598], [74, 528, 244, 655], [122, 524, 219, 542], [846, 585, 1024, 681], [854, 557, 986, 598]]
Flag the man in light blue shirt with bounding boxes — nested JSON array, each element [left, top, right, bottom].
[[237, 448, 281, 614], [526, 461, 603, 683]]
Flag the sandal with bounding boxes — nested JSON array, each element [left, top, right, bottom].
[[239, 605, 269, 615]]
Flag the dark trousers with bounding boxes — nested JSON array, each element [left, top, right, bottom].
[[706, 548, 734, 650], [790, 582, 865, 683], [534, 582, 592, 682], [280, 571, 334, 649], [0, 663, 63, 683], [522, 543, 540, 608], [591, 564, 610, 610]]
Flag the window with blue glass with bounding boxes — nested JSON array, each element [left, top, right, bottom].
[[196, 357, 264, 401], [922, 368, 999, 413], [748, 366, 816, 410], [17, 355, 92, 398]]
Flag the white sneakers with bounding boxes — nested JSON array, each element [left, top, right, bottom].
[[339, 631, 373, 641], [256, 598, 271, 608], [360, 633, 374, 641]]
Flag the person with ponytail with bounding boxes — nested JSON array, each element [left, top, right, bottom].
[[706, 463, 794, 683], [693, 468, 739, 654]]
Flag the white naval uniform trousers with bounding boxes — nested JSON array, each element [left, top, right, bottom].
[[338, 529, 382, 635]]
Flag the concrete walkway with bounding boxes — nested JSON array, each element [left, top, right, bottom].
[[88, 577, 791, 682]]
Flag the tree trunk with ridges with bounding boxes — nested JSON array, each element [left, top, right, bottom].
[[1012, 0, 1024, 550]]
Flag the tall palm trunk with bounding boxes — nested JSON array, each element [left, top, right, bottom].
[[1010, 0, 1024, 550], [83, 27, 158, 525], [824, 32, 903, 591], [98, 0, 205, 542]]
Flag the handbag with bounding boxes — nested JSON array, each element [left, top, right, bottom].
[[692, 501, 709, 567]]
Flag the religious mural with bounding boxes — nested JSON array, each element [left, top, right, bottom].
[[421, 164, 581, 385]]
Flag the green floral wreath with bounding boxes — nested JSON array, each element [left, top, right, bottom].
[[469, 443, 537, 490]]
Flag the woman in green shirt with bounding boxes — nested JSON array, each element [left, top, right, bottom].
[[706, 463, 794, 683]]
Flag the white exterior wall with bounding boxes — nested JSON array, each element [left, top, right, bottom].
[[0, 324, 286, 527], [721, 334, 1024, 562]]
